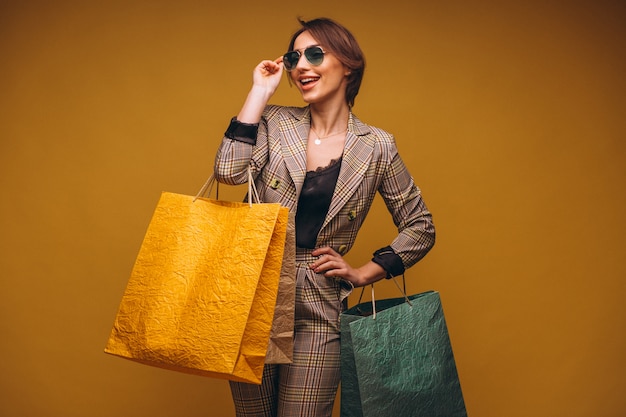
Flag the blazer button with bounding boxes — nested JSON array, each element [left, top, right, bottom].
[[338, 245, 348, 255], [347, 210, 357, 221], [269, 179, 280, 189]]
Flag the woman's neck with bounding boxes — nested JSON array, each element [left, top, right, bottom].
[[309, 101, 350, 136]]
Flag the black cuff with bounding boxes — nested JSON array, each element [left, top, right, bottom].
[[224, 117, 259, 145], [372, 246, 405, 279]]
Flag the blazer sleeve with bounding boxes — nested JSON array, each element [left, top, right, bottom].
[[214, 108, 276, 185], [378, 142, 435, 269]]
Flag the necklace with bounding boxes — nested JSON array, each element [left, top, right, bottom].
[[310, 126, 347, 145]]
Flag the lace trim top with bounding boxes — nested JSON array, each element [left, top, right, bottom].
[[295, 158, 342, 248]]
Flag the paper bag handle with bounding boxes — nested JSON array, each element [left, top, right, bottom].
[[194, 175, 219, 201], [357, 275, 412, 320], [193, 166, 260, 207]]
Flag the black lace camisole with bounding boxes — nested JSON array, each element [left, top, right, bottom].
[[295, 157, 342, 249]]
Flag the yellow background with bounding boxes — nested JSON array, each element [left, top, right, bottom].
[[1, 1, 624, 416]]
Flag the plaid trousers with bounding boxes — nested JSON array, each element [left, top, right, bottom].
[[230, 250, 353, 417]]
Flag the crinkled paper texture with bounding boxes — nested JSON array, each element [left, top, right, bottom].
[[104, 192, 288, 384], [340, 291, 467, 417], [265, 211, 296, 364]]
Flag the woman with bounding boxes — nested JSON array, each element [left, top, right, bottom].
[[214, 17, 435, 417]]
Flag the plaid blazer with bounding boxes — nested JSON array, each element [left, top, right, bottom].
[[214, 105, 435, 269]]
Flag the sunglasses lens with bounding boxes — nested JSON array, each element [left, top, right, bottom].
[[305, 46, 324, 66], [283, 51, 300, 71], [283, 46, 325, 71]]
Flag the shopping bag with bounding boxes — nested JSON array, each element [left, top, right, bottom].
[[105, 172, 291, 384], [264, 210, 296, 364], [340, 285, 467, 417]]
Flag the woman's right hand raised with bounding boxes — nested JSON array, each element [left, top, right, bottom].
[[251, 57, 284, 95], [236, 57, 284, 124]]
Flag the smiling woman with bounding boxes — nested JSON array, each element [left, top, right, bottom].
[[214, 17, 435, 417], [2, 2, 623, 416], [284, 19, 365, 109]]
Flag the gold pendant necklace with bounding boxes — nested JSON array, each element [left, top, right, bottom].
[[311, 127, 347, 145]]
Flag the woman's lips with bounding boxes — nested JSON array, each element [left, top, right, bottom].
[[299, 76, 320, 90]]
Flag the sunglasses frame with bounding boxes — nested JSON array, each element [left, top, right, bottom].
[[283, 45, 326, 71]]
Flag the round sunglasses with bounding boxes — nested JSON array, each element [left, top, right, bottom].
[[282, 46, 325, 71]]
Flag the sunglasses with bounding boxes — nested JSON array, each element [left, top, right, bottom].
[[282, 46, 325, 71]]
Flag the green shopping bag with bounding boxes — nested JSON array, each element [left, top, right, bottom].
[[340, 285, 467, 417]]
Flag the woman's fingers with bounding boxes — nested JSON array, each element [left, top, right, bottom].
[[310, 247, 347, 275], [251, 58, 284, 92]]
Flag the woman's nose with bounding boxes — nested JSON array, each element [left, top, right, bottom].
[[294, 53, 309, 70]]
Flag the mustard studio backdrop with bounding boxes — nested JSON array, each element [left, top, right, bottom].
[[1, 1, 625, 416]]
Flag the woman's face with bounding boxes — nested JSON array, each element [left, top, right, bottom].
[[289, 31, 350, 106]]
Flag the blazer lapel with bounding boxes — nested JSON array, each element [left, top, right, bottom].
[[324, 113, 373, 227], [276, 108, 374, 228], [279, 107, 310, 197]]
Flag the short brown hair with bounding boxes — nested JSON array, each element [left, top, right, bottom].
[[287, 18, 366, 108]]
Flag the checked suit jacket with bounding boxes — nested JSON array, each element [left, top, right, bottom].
[[214, 105, 435, 269]]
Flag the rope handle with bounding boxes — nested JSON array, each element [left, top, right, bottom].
[[356, 274, 412, 320], [193, 165, 259, 207], [194, 175, 219, 201]]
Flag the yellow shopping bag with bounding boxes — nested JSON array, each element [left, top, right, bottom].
[[105, 174, 290, 384]]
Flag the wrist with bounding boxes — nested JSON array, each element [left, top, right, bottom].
[[354, 262, 387, 287], [249, 84, 275, 102], [237, 86, 273, 124]]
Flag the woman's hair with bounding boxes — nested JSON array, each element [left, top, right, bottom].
[[287, 17, 366, 108]]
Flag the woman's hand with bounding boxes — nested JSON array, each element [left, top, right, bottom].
[[310, 247, 387, 288], [251, 57, 284, 95], [237, 57, 284, 124]]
